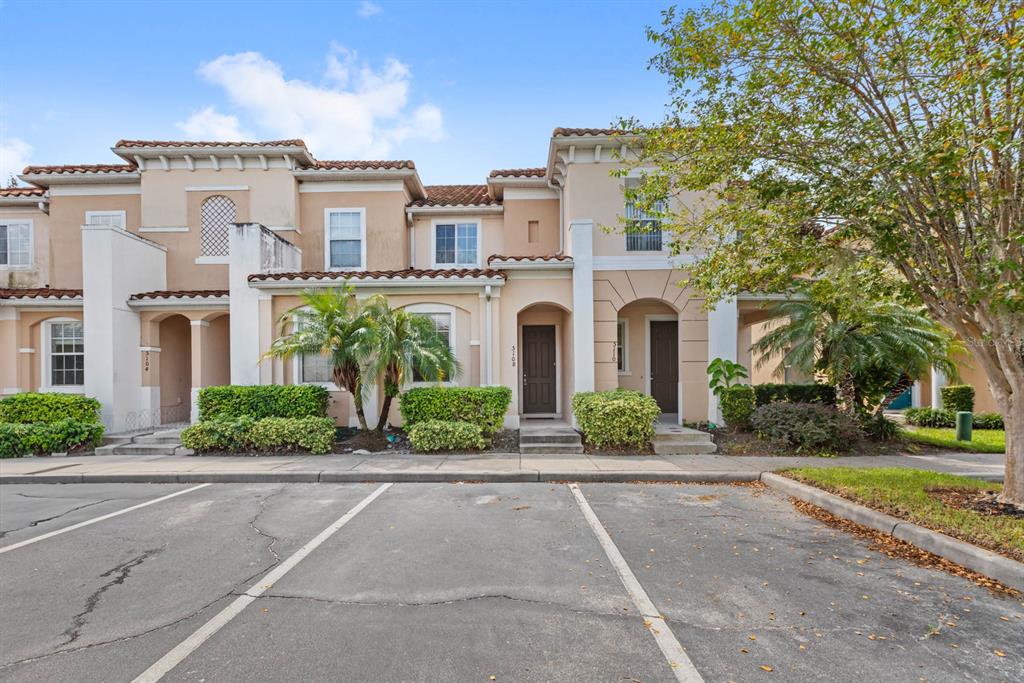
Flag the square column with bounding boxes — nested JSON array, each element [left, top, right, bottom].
[[190, 320, 211, 422], [930, 367, 946, 408], [707, 298, 738, 423], [570, 220, 595, 397]]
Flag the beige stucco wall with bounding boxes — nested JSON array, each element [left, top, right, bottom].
[[298, 190, 408, 271], [0, 207, 50, 288], [501, 198, 560, 256], [140, 168, 297, 229], [615, 299, 677, 394], [158, 315, 192, 422], [46, 194, 142, 289], [952, 348, 1000, 414], [2, 309, 85, 393], [411, 214, 504, 269]]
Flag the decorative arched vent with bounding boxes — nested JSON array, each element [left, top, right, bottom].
[[200, 195, 235, 256]]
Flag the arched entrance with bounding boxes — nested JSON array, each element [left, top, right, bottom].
[[158, 315, 191, 424], [517, 302, 572, 418], [616, 298, 679, 415]]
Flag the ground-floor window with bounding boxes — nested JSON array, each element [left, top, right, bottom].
[[616, 320, 629, 373], [299, 351, 334, 385], [45, 320, 85, 388], [412, 312, 452, 382]]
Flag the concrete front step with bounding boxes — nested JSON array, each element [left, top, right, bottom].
[[520, 434, 582, 445], [519, 422, 583, 455], [134, 431, 184, 445], [653, 432, 713, 444], [653, 442, 718, 455], [519, 443, 585, 455]]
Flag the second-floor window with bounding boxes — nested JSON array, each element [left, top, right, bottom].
[[200, 195, 236, 257], [624, 179, 666, 252], [434, 222, 478, 267], [326, 209, 366, 270], [85, 211, 126, 229], [0, 221, 32, 267]]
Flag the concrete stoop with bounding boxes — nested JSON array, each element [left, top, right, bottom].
[[652, 424, 717, 455], [519, 423, 584, 455], [96, 428, 187, 456]]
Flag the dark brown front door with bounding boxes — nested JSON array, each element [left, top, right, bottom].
[[523, 325, 557, 414], [650, 320, 678, 413]]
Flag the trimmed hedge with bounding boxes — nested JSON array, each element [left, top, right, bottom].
[[753, 383, 836, 407], [399, 386, 511, 434], [0, 419, 104, 458], [408, 420, 486, 452], [940, 385, 975, 413], [905, 407, 1004, 430], [0, 393, 101, 424], [197, 385, 329, 421], [571, 389, 660, 448], [973, 413, 1005, 430], [751, 402, 862, 453], [720, 385, 756, 431], [181, 416, 335, 454]]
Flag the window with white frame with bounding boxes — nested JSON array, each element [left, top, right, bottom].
[[616, 320, 628, 373], [299, 350, 334, 385], [434, 222, 478, 267], [85, 211, 126, 229], [412, 312, 452, 382], [45, 320, 85, 387], [326, 209, 365, 270], [0, 220, 32, 267], [624, 178, 667, 252]]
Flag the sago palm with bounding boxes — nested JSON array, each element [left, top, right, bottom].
[[263, 286, 376, 431], [363, 295, 460, 432]]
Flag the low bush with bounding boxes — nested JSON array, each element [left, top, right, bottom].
[[0, 419, 104, 458], [399, 386, 511, 434], [720, 385, 756, 431], [940, 384, 975, 413], [571, 389, 660, 448], [904, 407, 1004, 430], [751, 402, 862, 453], [408, 420, 486, 452], [197, 385, 329, 421], [753, 383, 836, 407], [181, 416, 335, 454], [972, 413, 1005, 430], [0, 393, 102, 424], [861, 413, 901, 441]]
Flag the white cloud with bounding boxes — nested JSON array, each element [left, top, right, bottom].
[[0, 137, 32, 186], [357, 1, 382, 18], [186, 49, 443, 158], [177, 106, 252, 140]]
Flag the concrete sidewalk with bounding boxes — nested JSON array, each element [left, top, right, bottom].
[[0, 449, 1005, 484]]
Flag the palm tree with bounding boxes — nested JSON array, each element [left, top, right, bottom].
[[753, 298, 959, 417], [363, 295, 460, 432], [263, 286, 376, 430]]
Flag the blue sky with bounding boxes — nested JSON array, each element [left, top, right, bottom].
[[0, 0, 688, 185]]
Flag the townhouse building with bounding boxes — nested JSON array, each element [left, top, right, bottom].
[[0, 130, 996, 432]]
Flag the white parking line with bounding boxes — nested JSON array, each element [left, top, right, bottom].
[[0, 484, 212, 555], [132, 482, 393, 683], [569, 483, 704, 683]]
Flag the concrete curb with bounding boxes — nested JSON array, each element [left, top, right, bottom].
[[761, 472, 1024, 592], [0, 470, 761, 485]]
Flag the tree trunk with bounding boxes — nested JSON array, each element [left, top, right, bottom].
[[376, 394, 393, 432], [835, 372, 858, 418], [997, 392, 1022, 509], [353, 396, 369, 432]]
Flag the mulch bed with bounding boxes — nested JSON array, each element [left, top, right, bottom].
[[928, 488, 1024, 519], [791, 498, 1021, 598], [333, 427, 519, 455], [709, 429, 902, 457]]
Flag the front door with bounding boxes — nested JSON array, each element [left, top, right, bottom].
[[523, 325, 557, 414], [649, 320, 679, 413]]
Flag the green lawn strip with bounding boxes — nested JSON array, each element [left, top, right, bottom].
[[901, 427, 1005, 453], [781, 467, 1023, 562]]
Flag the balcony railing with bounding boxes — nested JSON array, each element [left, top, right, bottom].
[[626, 223, 663, 251]]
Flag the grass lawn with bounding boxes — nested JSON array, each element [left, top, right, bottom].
[[783, 467, 1023, 562], [901, 427, 1005, 453]]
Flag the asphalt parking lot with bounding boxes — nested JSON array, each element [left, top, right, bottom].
[[1, 482, 1021, 683]]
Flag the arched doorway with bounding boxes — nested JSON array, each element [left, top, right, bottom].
[[616, 298, 679, 416], [517, 302, 572, 418], [159, 315, 191, 424]]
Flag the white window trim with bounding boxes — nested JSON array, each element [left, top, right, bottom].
[[404, 303, 457, 387], [430, 218, 482, 269], [324, 207, 367, 272], [290, 308, 342, 392], [194, 256, 230, 265], [40, 317, 85, 393], [616, 318, 630, 375], [84, 210, 127, 229], [0, 219, 33, 269], [623, 172, 669, 254]]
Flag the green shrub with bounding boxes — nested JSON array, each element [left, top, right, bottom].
[[571, 389, 660, 448], [905, 407, 955, 428], [0, 419, 104, 458], [751, 402, 862, 453], [197, 385, 329, 421], [972, 413, 1004, 430], [0, 393, 101, 424], [940, 385, 975, 413], [399, 386, 511, 434], [753, 383, 836, 407], [720, 385, 756, 431], [408, 420, 486, 452], [861, 413, 901, 441], [181, 416, 335, 454]]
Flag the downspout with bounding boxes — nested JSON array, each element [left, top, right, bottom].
[[406, 209, 415, 268], [484, 284, 493, 385]]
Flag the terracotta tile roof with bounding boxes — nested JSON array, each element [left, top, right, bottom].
[[22, 163, 137, 175], [487, 254, 573, 263], [129, 290, 229, 300], [313, 159, 415, 170], [0, 187, 46, 197], [552, 127, 627, 137], [115, 139, 308, 149], [409, 185, 497, 207], [249, 268, 506, 283], [0, 288, 82, 300], [488, 167, 546, 178]]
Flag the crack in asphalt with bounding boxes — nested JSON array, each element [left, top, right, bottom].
[[249, 487, 286, 563], [59, 548, 164, 646], [0, 499, 116, 540]]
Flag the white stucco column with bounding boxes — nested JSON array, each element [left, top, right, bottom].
[[82, 225, 166, 432], [707, 298, 739, 424], [570, 219, 595, 397], [930, 367, 947, 408]]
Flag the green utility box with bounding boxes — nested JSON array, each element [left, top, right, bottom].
[[955, 411, 973, 442]]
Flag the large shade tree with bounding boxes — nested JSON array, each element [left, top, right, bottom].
[[624, 0, 1024, 506]]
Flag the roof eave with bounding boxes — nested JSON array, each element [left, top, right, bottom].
[[406, 204, 503, 215], [19, 171, 141, 188], [294, 167, 427, 200]]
